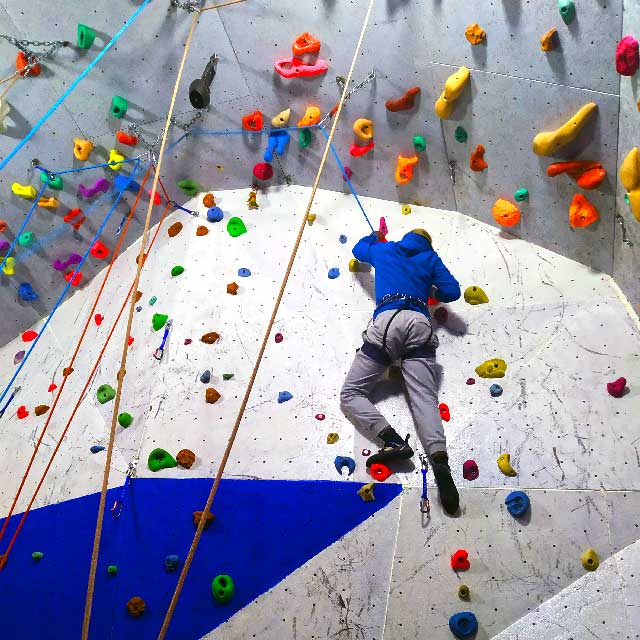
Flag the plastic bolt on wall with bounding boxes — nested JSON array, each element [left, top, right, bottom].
[[334, 456, 356, 476], [435, 67, 470, 119], [616, 36, 639, 76], [110, 96, 128, 118], [569, 194, 599, 228], [385, 86, 420, 112], [532, 102, 598, 156], [497, 453, 517, 476]]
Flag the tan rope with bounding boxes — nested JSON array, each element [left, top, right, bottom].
[[80, 10, 201, 640], [0, 73, 20, 99], [199, 0, 247, 12], [156, 0, 377, 637]]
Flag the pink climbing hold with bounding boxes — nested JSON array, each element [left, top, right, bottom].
[[21, 330, 38, 342], [342, 166, 352, 181], [95, 314, 103, 326], [274, 332, 283, 343], [607, 376, 627, 398], [315, 413, 326, 421], [463, 459, 479, 480], [616, 36, 639, 76], [253, 162, 274, 181], [48, 383, 57, 393], [369, 462, 393, 482], [466, 378, 476, 385]]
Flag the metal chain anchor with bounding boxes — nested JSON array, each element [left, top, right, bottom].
[[170, 108, 206, 134], [169, 0, 202, 12], [0, 34, 69, 75], [318, 69, 376, 128], [127, 123, 163, 164]]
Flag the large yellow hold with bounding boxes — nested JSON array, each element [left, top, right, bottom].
[[434, 67, 470, 119], [620, 147, 640, 222], [475, 358, 507, 378], [464, 286, 489, 305], [532, 102, 598, 156]]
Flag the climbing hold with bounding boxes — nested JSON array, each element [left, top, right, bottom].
[[76, 23, 96, 49], [299, 129, 313, 148], [96, 384, 116, 404], [212, 574, 235, 604], [274, 56, 328, 78], [253, 162, 274, 181], [464, 286, 489, 305], [505, 490, 530, 517], [435, 66, 470, 119], [413, 135, 426, 152], [469, 144, 488, 172], [0, 240, 7, 253], [401, 205, 412, 216], [164, 555, 180, 573], [78, 178, 110, 199], [184, 338, 192, 345], [227, 217, 247, 238], [116, 131, 138, 146], [135, 306, 142, 312], [497, 453, 517, 477], [207, 206, 224, 223], [434, 306, 448, 325], [328, 267, 340, 279], [226, 282, 239, 295], [292, 32, 321, 55], [177, 449, 196, 469], [532, 102, 597, 156], [462, 459, 479, 481], [149, 296, 158, 306], [18, 232, 34, 248], [152, 314, 169, 331], [115, 412, 133, 428], [547, 161, 606, 190], [348, 258, 360, 273], [264, 129, 291, 162], [110, 96, 128, 118], [201, 332, 220, 344], [492, 198, 521, 227], [206, 388, 221, 404], [38, 197, 59, 209], [326, 432, 339, 444], [315, 413, 326, 421], [607, 376, 627, 398], [362, 449, 371, 456], [34, 405, 49, 417], [274, 333, 283, 343], [490, 384, 503, 397], [277, 391, 293, 403], [11, 183, 37, 199], [2, 257, 15, 276], [193, 510, 215, 528], [349, 140, 375, 157], [107, 565, 118, 575], [385, 86, 420, 112], [222, 373, 234, 380], [237, 268, 251, 278], [369, 462, 392, 482], [558, 0, 576, 25], [581, 548, 600, 571], [126, 597, 145, 617], [449, 612, 478, 639], [171, 265, 184, 277], [17, 406, 29, 419], [48, 384, 57, 393], [334, 456, 356, 476], [569, 194, 599, 228], [14, 350, 25, 365], [475, 358, 507, 378], [514, 188, 529, 202], [439, 403, 451, 422], [40, 172, 63, 190], [454, 126, 468, 143], [90, 241, 109, 260], [395, 155, 419, 185], [21, 330, 37, 342], [63, 366, 74, 377], [451, 549, 470, 571], [16, 51, 40, 76], [73, 138, 93, 161], [196, 225, 209, 237], [465, 22, 487, 45], [540, 28, 559, 52], [242, 110, 263, 131], [357, 482, 375, 502], [620, 148, 640, 222], [0, 220, 6, 233], [203, 193, 216, 208], [200, 370, 211, 384], [271, 108, 291, 128], [616, 36, 639, 76], [177, 179, 200, 197], [353, 118, 374, 141], [458, 585, 470, 600], [18, 283, 38, 302], [90, 445, 105, 454], [338, 235, 348, 245], [148, 448, 177, 472], [298, 105, 321, 127], [32, 551, 44, 561], [342, 166, 353, 181]]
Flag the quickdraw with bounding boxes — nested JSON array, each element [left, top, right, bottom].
[[419, 453, 430, 514], [153, 319, 172, 361]]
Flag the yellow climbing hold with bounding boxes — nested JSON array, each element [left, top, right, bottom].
[[353, 118, 374, 141], [620, 147, 640, 222], [1, 256, 15, 275], [401, 204, 412, 215], [475, 358, 507, 378], [532, 102, 598, 157], [108, 149, 125, 171], [357, 482, 375, 502], [306, 213, 316, 225], [581, 548, 600, 571], [349, 258, 360, 273], [464, 286, 489, 305], [497, 453, 517, 477], [434, 66, 470, 119], [11, 183, 37, 199], [326, 432, 339, 444], [271, 108, 291, 128]]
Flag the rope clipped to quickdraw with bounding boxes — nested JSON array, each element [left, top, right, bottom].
[[419, 453, 430, 515], [0, 386, 20, 420], [110, 463, 135, 518], [153, 319, 172, 361]]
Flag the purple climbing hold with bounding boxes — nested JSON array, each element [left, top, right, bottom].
[[0, 240, 9, 252], [53, 253, 82, 271], [277, 391, 293, 403], [14, 350, 25, 365], [462, 459, 479, 481], [466, 378, 476, 385]]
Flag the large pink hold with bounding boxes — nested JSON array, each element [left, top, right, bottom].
[[616, 36, 639, 76], [607, 376, 627, 398]]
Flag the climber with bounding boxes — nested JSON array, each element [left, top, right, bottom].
[[339, 228, 461, 515]]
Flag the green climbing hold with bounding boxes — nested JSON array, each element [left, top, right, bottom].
[[97, 384, 116, 404], [110, 95, 128, 119], [177, 179, 200, 197], [40, 172, 63, 190], [514, 188, 529, 202], [625, 192, 630, 205], [149, 296, 157, 306], [222, 373, 234, 381], [211, 574, 235, 603], [171, 265, 184, 277], [118, 412, 133, 428], [558, 0, 576, 25], [299, 129, 313, 148], [18, 232, 34, 247], [227, 217, 247, 238], [454, 127, 468, 143], [107, 565, 118, 576], [152, 313, 169, 331], [77, 23, 96, 49], [413, 135, 426, 152], [148, 448, 177, 472], [32, 551, 43, 561]]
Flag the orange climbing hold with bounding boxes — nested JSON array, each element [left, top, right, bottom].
[[465, 23, 487, 45], [540, 28, 559, 51], [16, 51, 40, 77], [292, 32, 321, 56], [385, 87, 421, 112], [569, 194, 599, 228], [242, 111, 263, 131], [298, 106, 321, 127], [470, 144, 488, 172], [395, 155, 419, 185], [203, 193, 216, 208], [492, 199, 521, 227], [116, 131, 138, 146], [546, 161, 606, 190]]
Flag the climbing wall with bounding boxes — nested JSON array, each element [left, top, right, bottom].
[[1, 185, 639, 638]]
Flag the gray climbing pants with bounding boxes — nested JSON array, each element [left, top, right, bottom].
[[339, 310, 447, 457]]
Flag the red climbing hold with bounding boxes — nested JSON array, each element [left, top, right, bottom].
[[349, 141, 375, 157], [607, 377, 627, 398], [21, 330, 38, 342], [90, 240, 109, 260], [369, 463, 393, 482], [450, 549, 470, 571], [48, 383, 57, 393], [342, 166, 353, 181], [128, 336, 134, 346], [274, 333, 283, 343], [16, 51, 40, 77], [116, 131, 138, 146], [242, 111, 263, 131], [439, 403, 451, 422], [253, 162, 274, 181], [95, 314, 103, 326], [17, 405, 29, 419], [65, 271, 82, 286], [315, 413, 326, 421], [466, 378, 476, 385]]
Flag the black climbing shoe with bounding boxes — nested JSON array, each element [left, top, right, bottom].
[[366, 426, 414, 467], [432, 452, 459, 515]]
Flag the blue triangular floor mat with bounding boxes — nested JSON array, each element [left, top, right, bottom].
[[0, 478, 401, 639]]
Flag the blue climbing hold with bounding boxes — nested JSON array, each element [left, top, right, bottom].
[[264, 130, 291, 163], [334, 456, 356, 476], [18, 283, 38, 302], [238, 268, 251, 278], [328, 268, 340, 279], [200, 370, 211, 384], [449, 612, 478, 639], [90, 445, 105, 454], [207, 206, 224, 223], [505, 490, 530, 518], [164, 554, 180, 572], [135, 306, 142, 312], [339, 234, 347, 244], [114, 174, 140, 194], [277, 391, 293, 404], [490, 384, 503, 397]]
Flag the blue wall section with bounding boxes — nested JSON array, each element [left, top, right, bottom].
[[0, 478, 402, 639]]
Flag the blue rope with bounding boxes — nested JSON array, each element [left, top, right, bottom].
[[52, 158, 141, 176], [0, 159, 142, 407], [0, 0, 152, 173]]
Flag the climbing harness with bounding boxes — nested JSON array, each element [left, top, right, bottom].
[[154, 319, 172, 361], [0, 386, 20, 420], [419, 453, 430, 514]]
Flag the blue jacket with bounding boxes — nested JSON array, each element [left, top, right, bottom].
[[352, 231, 461, 319]]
